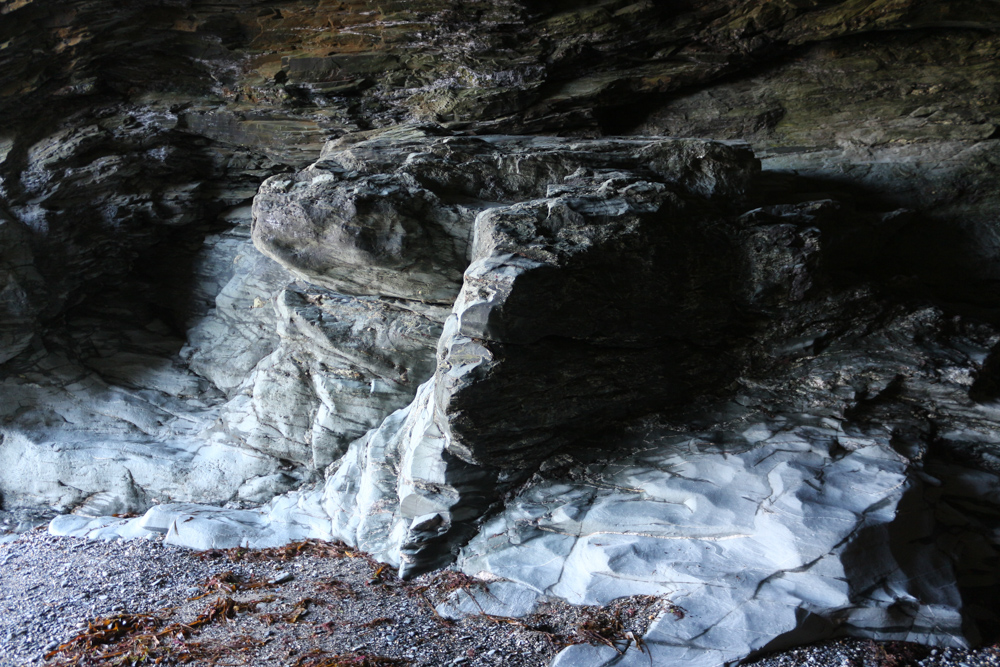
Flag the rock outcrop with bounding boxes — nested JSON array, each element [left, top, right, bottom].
[[45, 127, 1000, 665], [297, 130, 761, 575], [2, 1, 1000, 665]]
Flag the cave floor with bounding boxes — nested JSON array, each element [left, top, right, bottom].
[[1, 529, 998, 667]]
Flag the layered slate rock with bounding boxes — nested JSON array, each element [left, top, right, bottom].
[[47, 128, 1000, 666], [253, 128, 760, 575]]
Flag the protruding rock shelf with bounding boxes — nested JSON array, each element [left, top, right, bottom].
[[455, 422, 969, 667]]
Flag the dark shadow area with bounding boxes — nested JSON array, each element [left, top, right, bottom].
[[746, 169, 1000, 325], [844, 476, 1000, 645], [594, 39, 804, 137], [970, 341, 1000, 403]]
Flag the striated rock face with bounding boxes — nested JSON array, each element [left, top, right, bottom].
[[44, 127, 1000, 666], [300, 130, 760, 575], [3, 0, 1000, 665]]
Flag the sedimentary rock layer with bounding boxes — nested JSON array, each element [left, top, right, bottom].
[[47, 129, 1000, 666], [2, 1, 1000, 666]]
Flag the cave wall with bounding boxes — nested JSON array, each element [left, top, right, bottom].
[[3, 1, 1000, 665]]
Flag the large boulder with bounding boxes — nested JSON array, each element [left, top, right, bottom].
[[257, 129, 760, 575]]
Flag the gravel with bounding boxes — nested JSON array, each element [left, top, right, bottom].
[[1, 512, 999, 667], [0, 529, 559, 666], [745, 639, 1000, 667]]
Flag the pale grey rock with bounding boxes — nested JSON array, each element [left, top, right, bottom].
[[319, 375, 496, 571], [59, 492, 334, 550], [157, 501, 325, 550], [0, 291, 296, 514], [182, 229, 288, 394], [49, 514, 155, 541], [251, 126, 758, 307], [252, 158, 472, 304], [0, 189, 441, 514], [181, 223, 440, 471], [457, 421, 968, 667], [437, 580, 541, 619], [237, 473, 299, 503], [321, 383, 426, 567], [0, 280, 291, 516], [0, 136, 311, 515], [0, 414, 281, 516], [219, 285, 441, 468]]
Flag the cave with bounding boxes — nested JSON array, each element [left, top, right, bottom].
[[1, 1, 1000, 665]]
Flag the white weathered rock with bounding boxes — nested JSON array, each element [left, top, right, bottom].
[[182, 229, 287, 395], [49, 514, 155, 541], [53, 492, 332, 549], [219, 286, 441, 468], [452, 422, 970, 666]]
